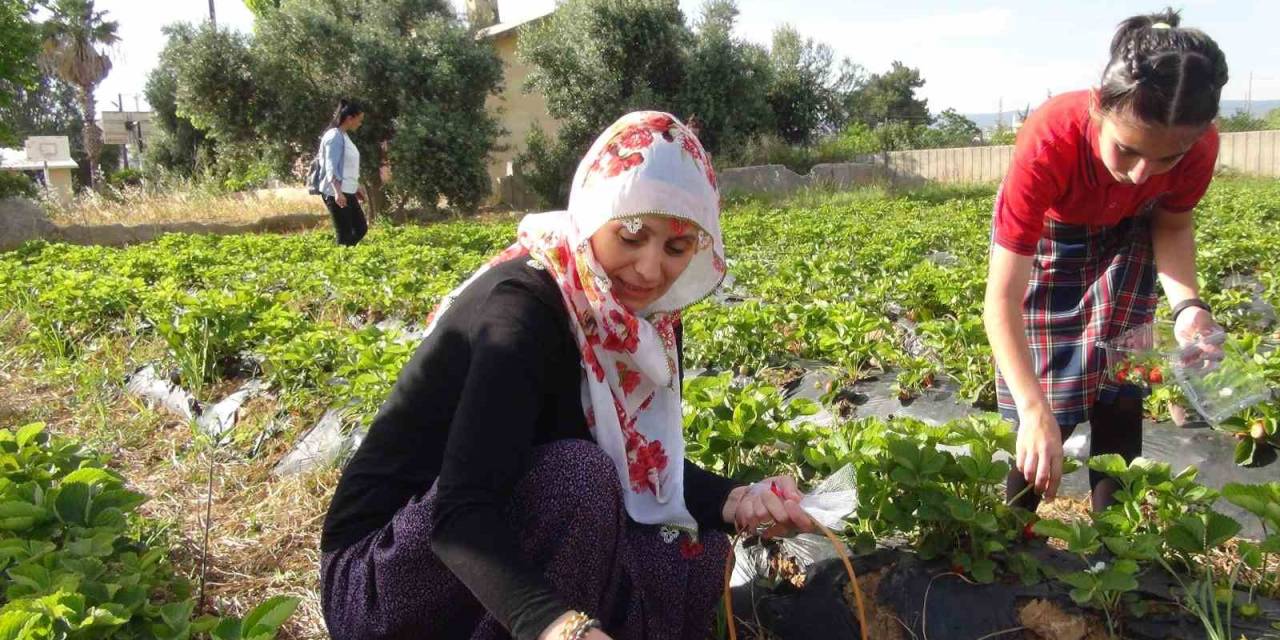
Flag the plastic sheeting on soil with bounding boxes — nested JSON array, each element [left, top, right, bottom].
[[273, 408, 367, 477], [785, 366, 983, 427], [196, 380, 268, 441], [778, 358, 1276, 539], [124, 365, 199, 422], [732, 546, 1280, 640]]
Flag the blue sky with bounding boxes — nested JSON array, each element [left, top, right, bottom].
[[93, 0, 1277, 119]]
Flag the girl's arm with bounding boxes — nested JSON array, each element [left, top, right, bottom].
[[1151, 208, 1219, 343], [983, 245, 1064, 499], [1151, 208, 1199, 307]]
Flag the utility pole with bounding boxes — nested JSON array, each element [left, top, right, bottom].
[[1247, 71, 1253, 115], [997, 97, 1003, 131], [116, 93, 129, 170], [208, 0, 216, 27]]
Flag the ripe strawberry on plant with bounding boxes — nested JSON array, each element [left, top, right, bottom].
[[1022, 520, 1039, 541], [1147, 367, 1163, 384]]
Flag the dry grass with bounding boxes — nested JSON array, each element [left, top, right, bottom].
[[42, 185, 327, 227], [0, 323, 333, 639], [1037, 496, 1092, 525]]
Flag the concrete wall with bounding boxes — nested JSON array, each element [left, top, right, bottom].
[[484, 30, 561, 196], [718, 162, 888, 198], [1219, 130, 1280, 178], [45, 168, 74, 204], [0, 197, 327, 252], [875, 145, 1014, 184], [715, 130, 1280, 199], [866, 130, 1280, 185]]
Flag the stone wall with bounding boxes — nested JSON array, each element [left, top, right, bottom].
[[717, 162, 888, 198], [0, 197, 327, 252]]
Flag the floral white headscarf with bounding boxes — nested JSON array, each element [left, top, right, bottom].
[[425, 111, 724, 538]]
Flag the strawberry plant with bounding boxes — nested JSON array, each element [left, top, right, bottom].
[[0, 423, 297, 639], [682, 373, 819, 481], [1217, 412, 1280, 466]]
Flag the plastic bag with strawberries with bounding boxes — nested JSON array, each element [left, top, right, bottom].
[[1100, 322, 1272, 425], [729, 464, 858, 588]]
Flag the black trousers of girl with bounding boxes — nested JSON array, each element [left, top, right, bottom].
[[324, 193, 368, 247]]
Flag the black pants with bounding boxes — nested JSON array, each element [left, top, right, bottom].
[[1006, 393, 1144, 513], [324, 194, 368, 247]]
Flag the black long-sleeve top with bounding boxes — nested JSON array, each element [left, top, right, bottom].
[[321, 257, 741, 640]]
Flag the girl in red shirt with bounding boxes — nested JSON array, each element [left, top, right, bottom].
[[984, 9, 1229, 512]]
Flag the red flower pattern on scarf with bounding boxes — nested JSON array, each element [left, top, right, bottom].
[[616, 361, 642, 395], [628, 440, 669, 493], [620, 127, 654, 150], [602, 310, 640, 353]]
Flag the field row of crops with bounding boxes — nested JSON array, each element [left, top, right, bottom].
[[2, 179, 1279, 637]]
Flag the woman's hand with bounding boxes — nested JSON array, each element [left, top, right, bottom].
[[1015, 404, 1063, 501], [335, 192, 348, 208], [356, 186, 368, 203], [722, 476, 817, 538]]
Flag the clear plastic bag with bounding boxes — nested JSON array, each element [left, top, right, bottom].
[[1099, 322, 1272, 425], [730, 465, 858, 587]]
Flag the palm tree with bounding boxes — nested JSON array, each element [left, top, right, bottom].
[[38, 0, 118, 190]]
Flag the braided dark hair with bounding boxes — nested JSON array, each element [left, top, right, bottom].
[[327, 98, 365, 130], [1099, 8, 1228, 127]]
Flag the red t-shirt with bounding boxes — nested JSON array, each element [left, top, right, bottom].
[[993, 90, 1219, 256]]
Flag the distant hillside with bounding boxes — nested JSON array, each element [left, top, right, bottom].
[[962, 99, 1279, 130]]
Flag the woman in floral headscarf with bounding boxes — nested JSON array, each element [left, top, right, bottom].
[[320, 112, 815, 640]]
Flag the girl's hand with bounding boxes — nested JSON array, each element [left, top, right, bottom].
[[1174, 307, 1225, 370], [1015, 404, 1063, 500], [722, 476, 817, 538]]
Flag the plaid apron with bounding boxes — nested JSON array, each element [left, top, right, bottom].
[[994, 191, 1159, 427]]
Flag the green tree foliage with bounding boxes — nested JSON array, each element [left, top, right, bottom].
[[1266, 107, 1280, 131], [764, 24, 853, 145], [846, 60, 930, 128], [1218, 108, 1270, 133], [243, 0, 281, 17], [517, 0, 689, 205], [918, 108, 982, 148], [988, 127, 1017, 146], [0, 74, 83, 149], [144, 24, 214, 177], [155, 0, 502, 213], [679, 0, 773, 154], [0, 0, 41, 145], [37, 0, 119, 189], [0, 71, 111, 188]]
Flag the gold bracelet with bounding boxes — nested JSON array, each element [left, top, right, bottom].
[[558, 611, 601, 640]]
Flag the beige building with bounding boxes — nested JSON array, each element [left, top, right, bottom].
[[470, 0, 560, 207], [1, 136, 78, 204]]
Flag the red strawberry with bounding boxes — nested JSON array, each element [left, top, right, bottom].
[[951, 564, 965, 575], [1147, 367, 1163, 384], [1023, 521, 1038, 541]]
